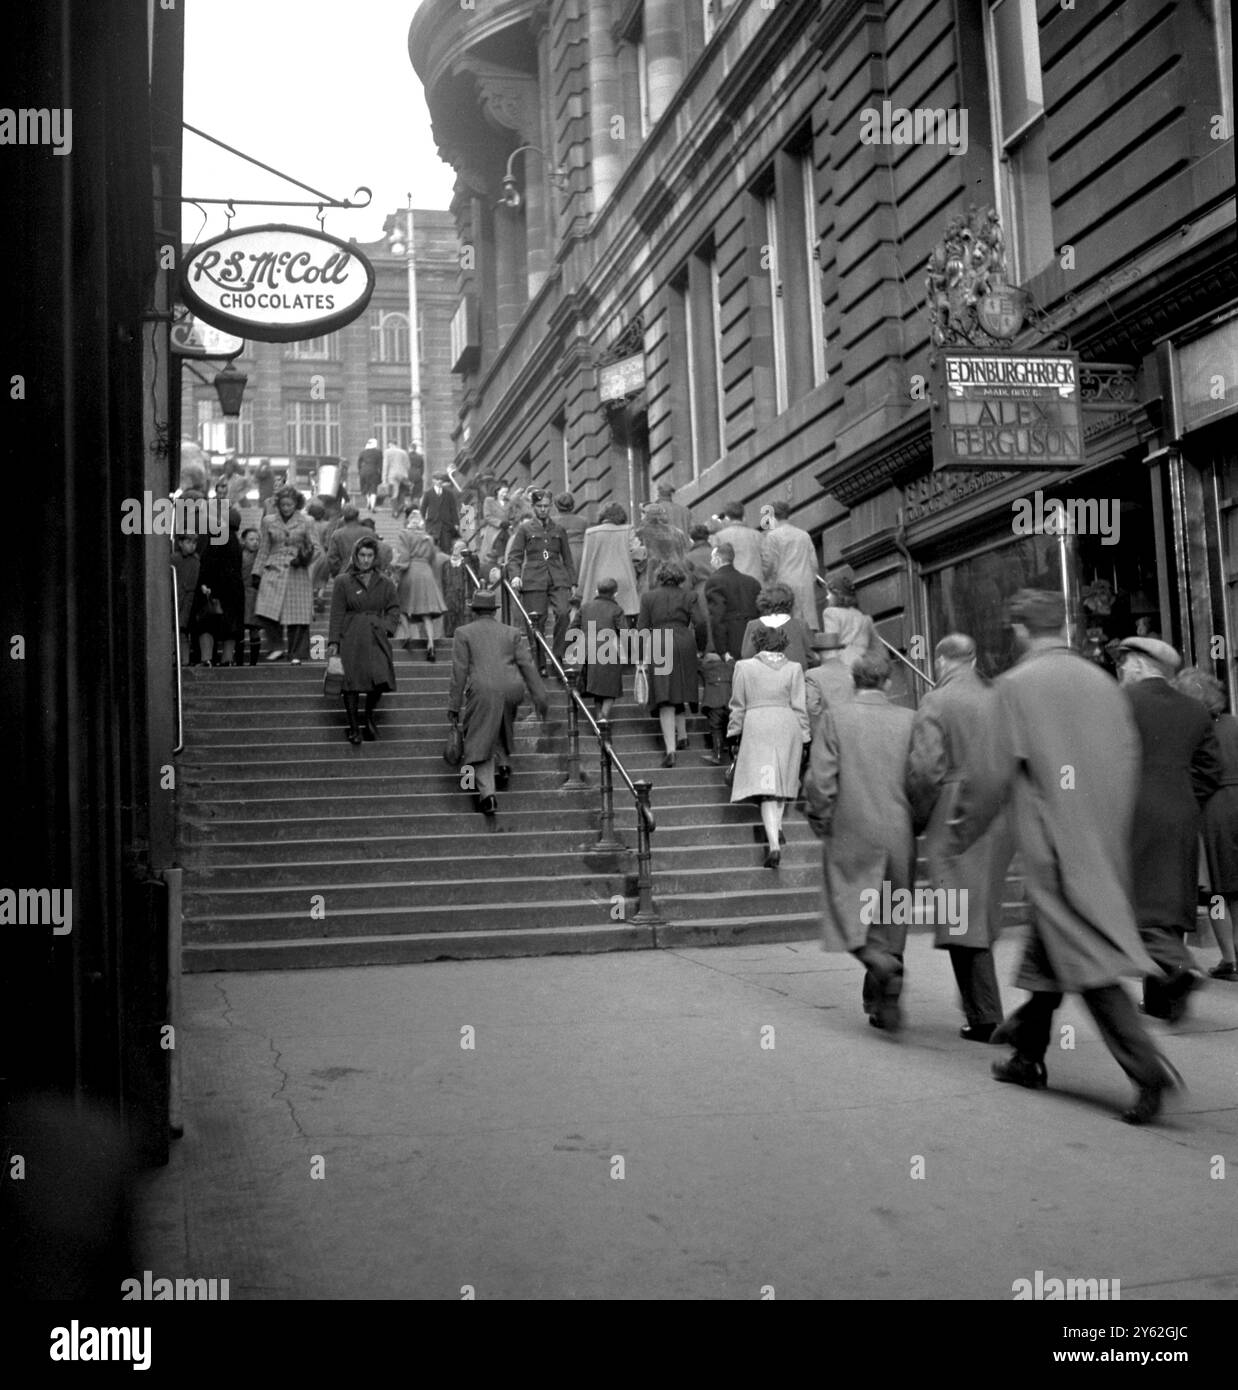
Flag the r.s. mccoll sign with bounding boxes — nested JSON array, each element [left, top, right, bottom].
[[179, 224, 376, 343]]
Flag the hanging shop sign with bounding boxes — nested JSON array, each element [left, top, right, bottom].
[[598, 352, 645, 404], [170, 314, 244, 359], [931, 348, 1085, 471], [179, 224, 375, 343]]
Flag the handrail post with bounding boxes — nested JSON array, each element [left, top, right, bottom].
[[561, 667, 587, 788], [628, 780, 663, 925], [171, 563, 184, 755], [595, 719, 625, 851]]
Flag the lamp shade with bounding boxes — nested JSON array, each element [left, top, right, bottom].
[[213, 362, 248, 418]]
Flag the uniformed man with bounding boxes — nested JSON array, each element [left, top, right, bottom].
[[506, 489, 577, 673]]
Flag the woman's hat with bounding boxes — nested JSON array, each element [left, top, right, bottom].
[[827, 572, 856, 600], [469, 589, 498, 611]]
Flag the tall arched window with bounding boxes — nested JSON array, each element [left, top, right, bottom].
[[370, 310, 410, 364]]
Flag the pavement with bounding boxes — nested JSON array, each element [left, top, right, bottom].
[[135, 930, 1238, 1300]]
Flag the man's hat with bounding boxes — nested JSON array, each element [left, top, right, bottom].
[[811, 630, 844, 652], [433, 470, 451, 482], [468, 589, 498, 611], [826, 572, 856, 601], [1117, 635, 1181, 674]]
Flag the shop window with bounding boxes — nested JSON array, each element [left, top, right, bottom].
[[985, 0, 1054, 283]]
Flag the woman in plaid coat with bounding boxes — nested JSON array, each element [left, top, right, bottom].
[[252, 486, 322, 663]]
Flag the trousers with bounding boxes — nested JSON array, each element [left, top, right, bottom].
[[948, 946, 1003, 1028]]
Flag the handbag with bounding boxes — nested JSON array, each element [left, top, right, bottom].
[[633, 662, 649, 707], [725, 737, 738, 785], [443, 722, 463, 768], [203, 596, 224, 619], [323, 655, 344, 698]]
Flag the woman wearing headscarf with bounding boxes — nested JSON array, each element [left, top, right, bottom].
[[392, 506, 447, 661], [820, 571, 878, 670], [327, 534, 400, 746], [728, 623, 811, 868], [632, 502, 689, 598], [477, 482, 511, 569], [252, 485, 321, 663], [578, 503, 640, 622], [638, 560, 707, 766], [740, 583, 818, 670]]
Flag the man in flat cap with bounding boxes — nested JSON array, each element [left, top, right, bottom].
[[948, 589, 1177, 1124], [1117, 635, 1222, 1023]]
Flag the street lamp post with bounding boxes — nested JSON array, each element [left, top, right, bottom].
[[388, 199, 422, 458]]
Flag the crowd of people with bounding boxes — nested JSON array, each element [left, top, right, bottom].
[[172, 452, 1236, 1130]]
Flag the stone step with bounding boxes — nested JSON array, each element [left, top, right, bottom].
[[178, 750, 725, 781]]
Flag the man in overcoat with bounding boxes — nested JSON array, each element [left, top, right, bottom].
[[382, 442, 411, 517], [947, 590, 1176, 1125], [761, 500, 821, 631], [506, 490, 577, 672], [1117, 635, 1221, 1023], [803, 626, 853, 734], [704, 543, 760, 660], [421, 470, 461, 553], [708, 500, 764, 582], [803, 650, 917, 1032], [907, 633, 1014, 1041], [655, 480, 692, 539], [448, 590, 548, 814]]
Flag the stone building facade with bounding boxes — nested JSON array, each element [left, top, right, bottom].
[[180, 209, 461, 485], [410, 0, 1235, 698]]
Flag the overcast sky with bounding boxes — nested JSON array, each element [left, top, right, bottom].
[[181, 0, 456, 247]]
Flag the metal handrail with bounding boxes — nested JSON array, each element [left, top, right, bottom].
[[462, 560, 653, 819], [171, 564, 185, 754], [815, 573, 935, 689]]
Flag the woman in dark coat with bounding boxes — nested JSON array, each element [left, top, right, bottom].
[[327, 534, 400, 745], [357, 438, 383, 510], [1174, 666, 1238, 980], [448, 589, 548, 814], [638, 560, 708, 766], [632, 503, 689, 597], [576, 577, 625, 720], [193, 506, 246, 666], [740, 583, 819, 670]]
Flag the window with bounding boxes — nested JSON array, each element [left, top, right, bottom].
[[763, 191, 789, 414], [702, 0, 722, 44], [551, 412, 570, 492], [373, 402, 414, 451], [286, 332, 340, 360], [985, 0, 1053, 281], [675, 242, 726, 478], [635, 23, 651, 138], [800, 151, 828, 388], [370, 311, 409, 364], [286, 400, 340, 456], [196, 396, 253, 455]]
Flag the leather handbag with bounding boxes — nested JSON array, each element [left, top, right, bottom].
[[443, 722, 464, 768], [322, 655, 344, 698]]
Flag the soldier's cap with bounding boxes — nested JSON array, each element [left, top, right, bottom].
[[1116, 635, 1181, 674], [468, 589, 499, 611]]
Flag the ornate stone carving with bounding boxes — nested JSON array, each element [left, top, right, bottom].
[[453, 58, 539, 141]]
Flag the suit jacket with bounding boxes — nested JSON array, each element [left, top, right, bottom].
[[420, 487, 460, 550], [1125, 678, 1222, 930], [906, 665, 1014, 948], [948, 644, 1156, 992], [704, 564, 761, 659], [507, 516, 576, 590], [712, 523, 764, 583]]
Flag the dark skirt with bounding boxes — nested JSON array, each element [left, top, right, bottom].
[[583, 660, 623, 700], [1203, 786, 1238, 894], [646, 623, 699, 712]]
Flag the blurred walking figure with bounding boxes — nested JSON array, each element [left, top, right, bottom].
[[1173, 666, 1238, 980], [477, 482, 511, 569], [357, 438, 383, 511], [804, 624, 852, 732], [192, 506, 245, 667], [326, 505, 368, 579], [654, 480, 692, 540], [760, 500, 820, 630], [907, 634, 1015, 1041], [383, 440, 412, 517], [576, 577, 625, 721], [631, 502, 689, 597], [803, 651, 916, 1032], [638, 561, 707, 766], [728, 625, 811, 867], [948, 590, 1176, 1125], [252, 486, 320, 664], [554, 493, 590, 575], [239, 527, 262, 666], [578, 504, 640, 623], [708, 500, 764, 582], [327, 535, 400, 746], [820, 572, 878, 669], [1116, 636, 1221, 1023], [392, 508, 447, 662], [448, 590, 548, 815]]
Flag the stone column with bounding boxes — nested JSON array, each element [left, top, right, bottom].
[[495, 202, 524, 345], [644, 0, 683, 126], [586, 1, 621, 211]]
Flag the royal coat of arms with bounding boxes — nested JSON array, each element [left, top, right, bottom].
[[926, 206, 1030, 349]]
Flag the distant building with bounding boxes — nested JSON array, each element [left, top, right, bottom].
[[180, 209, 461, 487]]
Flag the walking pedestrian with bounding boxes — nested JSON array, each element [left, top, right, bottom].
[[654, 480, 692, 539], [448, 589, 549, 815], [392, 509, 447, 662], [574, 578, 625, 721], [948, 589, 1176, 1125], [820, 572, 878, 668], [421, 470, 461, 553], [704, 542, 761, 660], [507, 489, 577, 672], [1173, 666, 1238, 980], [728, 624, 811, 867], [578, 504, 640, 622], [708, 500, 764, 582], [906, 633, 1015, 1041], [740, 583, 817, 669], [327, 505, 368, 579], [383, 441, 412, 517], [441, 540, 475, 639], [239, 527, 262, 666], [1116, 635, 1221, 1023], [192, 507, 245, 667], [698, 647, 734, 766], [252, 486, 320, 664], [171, 534, 200, 667], [477, 482, 511, 570], [803, 625, 852, 732], [803, 650, 917, 1032], [327, 534, 400, 746], [760, 500, 820, 630], [357, 438, 383, 511], [637, 560, 707, 766], [554, 493, 590, 576], [631, 503, 689, 597]]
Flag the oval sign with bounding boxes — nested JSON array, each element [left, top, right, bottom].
[[179, 223, 376, 343]]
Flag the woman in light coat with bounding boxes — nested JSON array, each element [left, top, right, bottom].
[[578, 504, 640, 619], [252, 486, 321, 663], [392, 508, 447, 661], [728, 624, 811, 868]]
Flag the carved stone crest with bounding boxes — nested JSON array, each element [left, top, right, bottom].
[[926, 205, 1029, 349]]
